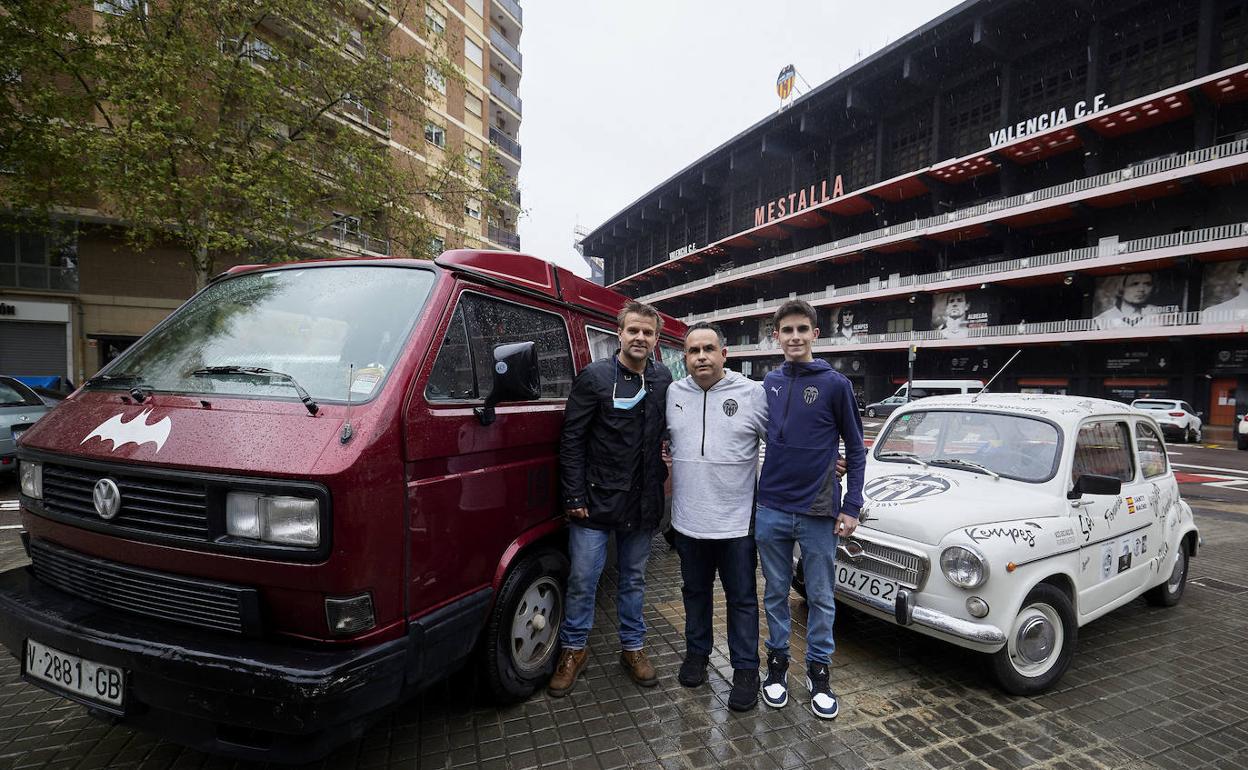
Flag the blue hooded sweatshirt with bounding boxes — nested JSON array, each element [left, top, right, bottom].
[[757, 358, 866, 518]]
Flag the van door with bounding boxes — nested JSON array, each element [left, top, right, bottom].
[[1071, 420, 1151, 617], [405, 286, 575, 613], [1132, 420, 1174, 590]]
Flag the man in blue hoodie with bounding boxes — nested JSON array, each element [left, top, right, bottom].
[[756, 299, 866, 719]]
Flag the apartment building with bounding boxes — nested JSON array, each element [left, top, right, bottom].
[[0, 0, 523, 382], [582, 0, 1248, 427]]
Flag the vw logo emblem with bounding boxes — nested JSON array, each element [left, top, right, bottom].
[[92, 478, 121, 520], [843, 539, 865, 558]]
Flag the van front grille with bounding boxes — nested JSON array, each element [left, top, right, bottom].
[[28, 539, 259, 635], [40, 462, 211, 540], [837, 537, 929, 589]]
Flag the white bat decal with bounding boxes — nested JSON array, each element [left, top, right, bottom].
[[81, 410, 172, 453]]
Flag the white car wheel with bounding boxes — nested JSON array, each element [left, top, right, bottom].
[[989, 583, 1076, 695]]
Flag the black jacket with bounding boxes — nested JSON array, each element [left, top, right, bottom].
[[559, 355, 672, 532]]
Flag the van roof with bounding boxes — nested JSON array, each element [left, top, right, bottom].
[[218, 250, 686, 336]]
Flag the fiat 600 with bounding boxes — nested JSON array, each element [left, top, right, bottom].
[[830, 393, 1198, 694]]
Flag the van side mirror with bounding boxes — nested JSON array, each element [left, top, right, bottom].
[[1067, 473, 1122, 500], [475, 341, 541, 426]]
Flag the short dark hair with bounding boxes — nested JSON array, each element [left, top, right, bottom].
[[685, 321, 726, 348], [617, 300, 663, 333], [773, 299, 817, 329]]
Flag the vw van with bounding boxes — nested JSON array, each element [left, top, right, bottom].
[[0, 251, 686, 762]]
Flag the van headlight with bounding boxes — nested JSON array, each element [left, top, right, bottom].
[[226, 492, 320, 547], [19, 461, 42, 500], [941, 545, 988, 589]]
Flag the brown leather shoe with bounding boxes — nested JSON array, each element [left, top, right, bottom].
[[619, 649, 658, 687], [547, 648, 588, 697]]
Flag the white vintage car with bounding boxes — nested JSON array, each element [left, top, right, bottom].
[[813, 393, 1199, 695]]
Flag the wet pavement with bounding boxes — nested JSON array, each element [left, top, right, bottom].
[[1, 477, 1247, 769]]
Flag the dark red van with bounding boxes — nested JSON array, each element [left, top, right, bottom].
[[0, 251, 687, 762]]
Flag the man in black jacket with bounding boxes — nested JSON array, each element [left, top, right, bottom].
[[547, 300, 673, 697]]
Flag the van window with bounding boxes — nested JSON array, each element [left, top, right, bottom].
[[586, 326, 617, 364], [1135, 422, 1168, 478], [660, 344, 687, 379], [426, 292, 574, 401], [1072, 421, 1135, 485]]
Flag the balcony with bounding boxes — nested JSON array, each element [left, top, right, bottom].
[[489, 27, 522, 70], [489, 126, 522, 160], [340, 99, 392, 136], [489, 76, 522, 116], [729, 307, 1248, 356], [636, 136, 1248, 303], [495, 0, 522, 25], [489, 224, 520, 250], [687, 222, 1248, 324], [322, 225, 390, 255]]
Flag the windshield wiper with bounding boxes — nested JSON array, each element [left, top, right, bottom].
[[876, 451, 929, 468], [191, 366, 319, 415], [928, 458, 1000, 479], [84, 372, 154, 403]]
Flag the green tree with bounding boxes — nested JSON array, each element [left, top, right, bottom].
[[0, 0, 513, 287]]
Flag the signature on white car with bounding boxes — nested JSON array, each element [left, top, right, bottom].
[[797, 393, 1198, 695]]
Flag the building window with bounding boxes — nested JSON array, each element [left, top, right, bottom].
[[885, 318, 913, 334], [466, 147, 482, 170], [424, 5, 446, 37], [424, 121, 446, 148], [885, 103, 931, 178], [465, 198, 482, 219], [465, 0, 484, 17], [1102, 4, 1198, 103], [0, 226, 79, 292], [431, 235, 445, 255], [426, 64, 446, 95], [839, 128, 877, 191], [943, 73, 1001, 159], [95, 0, 143, 15], [464, 37, 483, 68], [465, 92, 483, 117]]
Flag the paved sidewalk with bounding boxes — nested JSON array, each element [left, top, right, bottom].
[[1, 507, 1247, 770]]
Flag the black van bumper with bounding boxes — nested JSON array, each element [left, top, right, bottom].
[[0, 566, 490, 764]]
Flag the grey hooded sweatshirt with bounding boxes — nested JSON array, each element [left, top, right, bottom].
[[666, 370, 768, 539]]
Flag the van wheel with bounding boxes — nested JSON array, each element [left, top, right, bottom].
[[482, 549, 569, 703], [988, 583, 1076, 696], [1145, 541, 1189, 607]]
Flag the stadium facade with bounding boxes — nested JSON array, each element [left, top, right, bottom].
[[581, 0, 1248, 428]]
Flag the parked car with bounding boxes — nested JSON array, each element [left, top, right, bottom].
[[30, 387, 68, 408], [0, 376, 50, 474], [1130, 398, 1203, 443], [0, 251, 687, 762], [1238, 412, 1247, 450], [795, 393, 1198, 695], [865, 395, 907, 418]]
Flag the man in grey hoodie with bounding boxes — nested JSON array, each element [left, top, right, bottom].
[[665, 322, 768, 711]]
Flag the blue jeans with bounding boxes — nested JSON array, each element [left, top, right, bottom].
[[754, 505, 839, 664], [674, 532, 759, 670], [559, 525, 654, 651]]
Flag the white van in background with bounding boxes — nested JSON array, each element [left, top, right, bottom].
[[892, 379, 986, 400]]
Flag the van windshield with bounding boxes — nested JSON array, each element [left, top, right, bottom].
[[91, 265, 435, 403], [875, 410, 1061, 482]]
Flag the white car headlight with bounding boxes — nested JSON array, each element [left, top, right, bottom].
[[941, 545, 988, 589], [227, 492, 320, 547], [19, 461, 42, 500]]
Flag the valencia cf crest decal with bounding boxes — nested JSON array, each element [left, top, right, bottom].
[[803, 386, 819, 404], [722, 399, 738, 417], [865, 473, 955, 505]]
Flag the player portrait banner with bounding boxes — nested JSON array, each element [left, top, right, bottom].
[[1092, 271, 1185, 329]]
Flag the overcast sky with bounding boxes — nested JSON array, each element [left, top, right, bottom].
[[514, 0, 964, 277]]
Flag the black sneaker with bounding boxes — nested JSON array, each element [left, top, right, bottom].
[[678, 653, 708, 688], [762, 650, 789, 708], [728, 668, 759, 712], [806, 662, 839, 719]]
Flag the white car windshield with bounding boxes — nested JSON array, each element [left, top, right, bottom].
[[875, 410, 1061, 482], [89, 265, 435, 403], [1132, 401, 1176, 410]]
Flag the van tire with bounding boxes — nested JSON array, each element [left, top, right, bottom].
[[482, 549, 569, 703]]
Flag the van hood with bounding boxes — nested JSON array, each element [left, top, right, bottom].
[[18, 392, 354, 476], [857, 464, 1062, 546]]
